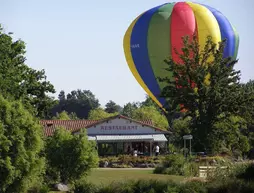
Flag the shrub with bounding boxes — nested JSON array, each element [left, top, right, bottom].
[[99, 155, 164, 168], [181, 181, 207, 193], [45, 128, 98, 185], [207, 179, 254, 193], [73, 177, 254, 193], [154, 154, 199, 176], [236, 163, 254, 181], [74, 181, 99, 193]]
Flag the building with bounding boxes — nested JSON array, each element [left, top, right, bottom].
[[41, 114, 171, 156]]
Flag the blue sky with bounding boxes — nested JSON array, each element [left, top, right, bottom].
[[1, 0, 253, 107]]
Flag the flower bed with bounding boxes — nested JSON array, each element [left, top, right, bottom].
[[98, 155, 164, 168]]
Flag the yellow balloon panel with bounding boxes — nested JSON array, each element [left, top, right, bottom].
[[123, 14, 163, 108]]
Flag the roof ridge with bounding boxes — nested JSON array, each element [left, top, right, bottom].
[[41, 115, 170, 137]]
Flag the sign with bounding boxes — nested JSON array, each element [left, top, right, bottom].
[[101, 125, 138, 131], [183, 135, 193, 140], [86, 117, 164, 135]]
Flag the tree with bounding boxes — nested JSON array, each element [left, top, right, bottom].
[[51, 111, 78, 120], [58, 90, 66, 102], [105, 100, 122, 113], [122, 102, 139, 118], [0, 25, 56, 118], [132, 106, 169, 130], [159, 36, 253, 152], [0, 95, 45, 193], [45, 128, 98, 185], [171, 116, 192, 148], [51, 89, 100, 119], [88, 108, 118, 120], [141, 95, 160, 110], [210, 115, 250, 156]]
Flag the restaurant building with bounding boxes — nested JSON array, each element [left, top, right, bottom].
[[41, 115, 171, 156]]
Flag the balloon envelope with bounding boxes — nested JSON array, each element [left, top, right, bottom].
[[123, 2, 239, 109]]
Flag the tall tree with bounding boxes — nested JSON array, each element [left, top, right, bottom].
[[122, 102, 139, 118], [141, 95, 159, 109], [58, 90, 66, 102], [51, 89, 100, 119], [0, 25, 56, 118], [105, 100, 122, 113], [132, 106, 169, 130], [0, 95, 45, 193], [159, 36, 253, 152], [88, 108, 118, 120]]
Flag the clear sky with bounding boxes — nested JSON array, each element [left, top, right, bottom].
[[1, 0, 253, 107]]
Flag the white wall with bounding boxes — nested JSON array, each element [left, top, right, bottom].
[[86, 117, 164, 135]]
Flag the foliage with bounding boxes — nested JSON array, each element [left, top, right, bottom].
[[73, 164, 254, 192], [140, 95, 161, 110], [52, 110, 79, 120], [105, 100, 122, 113], [207, 163, 254, 193], [159, 35, 254, 153], [235, 163, 254, 181], [154, 154, 199, 177], [210, 115, 250, 156], [239, 80, 254, 125], [73, 179, 209, 193], [45, 127, 98, 184], [88, 108, 118, 120], [122, 102, 139, 118], [209, 162, 254, 182], [99, 155, 163, 168], [171, 116, 192, 148], [0, 25, 56, 118], [51, 89, 100, 119], [0, 95, 45, 193], [132, 106, 169, 130]]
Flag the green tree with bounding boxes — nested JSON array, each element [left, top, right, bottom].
[[132, 106, 169, 130], [45, 128, 98, 185], [0, 25, 56, 118], [0, 95, 45, 193], [88, 108, 118, 120], [122, 102, 139, 118], [239, 80, 254, 151], [105, 100, 122, 113], [52, 111, 79, 120], [171, 116, 192, 148], [210, 115, 250, 156], [141, 95, 160, 110], [51, 89, 100, 119], [159, 36, 253, 152], [52, 111, 71, 120]]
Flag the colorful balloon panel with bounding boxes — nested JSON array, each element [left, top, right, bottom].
[[123, 1, 239, 109]]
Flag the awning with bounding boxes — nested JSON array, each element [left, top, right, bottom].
[[88, 134, 167, 142], [88, 136, 96, 141]]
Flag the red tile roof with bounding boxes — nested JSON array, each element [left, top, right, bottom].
[[40, 114, 164, 137]]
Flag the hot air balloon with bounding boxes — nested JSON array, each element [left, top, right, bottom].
[[123, 2, 239, 109]]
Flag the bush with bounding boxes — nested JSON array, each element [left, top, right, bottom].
[[153, 154, 199, 176], [99, 155, 163, 168], [236, 163, 254, 181], [74, 181, 99, 193], [45, 128, 98, 185], [73, 177, 254, 193], [207, 179, 254, 193]]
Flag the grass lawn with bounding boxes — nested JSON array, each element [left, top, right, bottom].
[[86, 168, 185, 185]]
